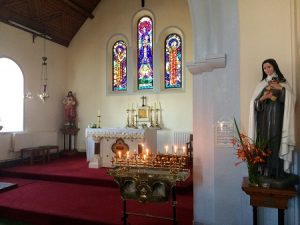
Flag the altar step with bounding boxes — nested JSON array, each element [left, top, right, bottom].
[[0, 176, 192, 225], [0, 154, 193, 193], [0, 154, 193, 225], [0, 155, 116, 188]]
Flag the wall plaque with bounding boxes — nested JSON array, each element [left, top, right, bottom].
[[215, 121, 234, 147]]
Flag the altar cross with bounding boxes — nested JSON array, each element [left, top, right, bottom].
[[141, 96, 146, 106], [141, 0, 145, 7]]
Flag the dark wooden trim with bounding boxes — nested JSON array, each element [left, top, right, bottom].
[[63, 0, 95, 19]]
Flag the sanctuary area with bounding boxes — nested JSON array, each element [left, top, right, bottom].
[[0, 1, 300, 225]]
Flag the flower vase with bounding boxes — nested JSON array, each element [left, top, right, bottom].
[[247, 164, 259, 186]]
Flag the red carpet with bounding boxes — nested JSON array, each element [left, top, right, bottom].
[[0, 155, 117, 188], [0, 155, 193, 225]]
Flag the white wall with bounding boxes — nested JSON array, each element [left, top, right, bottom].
[[189, 0, 299, 224], [66, 0, 193, 152], [239, 0, 295, 132], [0, 22, 67, 160], [240, 1, 299, 223]]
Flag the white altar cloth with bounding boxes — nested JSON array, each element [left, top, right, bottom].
[[85, 128, 157, 168]]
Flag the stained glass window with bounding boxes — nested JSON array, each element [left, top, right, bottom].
[[113, 40, 127, 91], [164, 33, 182, 89], [137, 16, 153, 90]]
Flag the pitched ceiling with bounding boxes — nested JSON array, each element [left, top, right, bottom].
[[0, 0, 101, 47]]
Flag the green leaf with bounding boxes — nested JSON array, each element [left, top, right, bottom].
[[233, 117, 243, 146]]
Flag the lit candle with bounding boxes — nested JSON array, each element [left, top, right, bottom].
[[141, 143, 144, 152], [182, 146, 186, 155], [165, 145, 169, 154], [174, 145, 177, 155], [97, 109, 101, 116], [134, 149, 137, 155], [143, 154, 146, 161], [146, 148, 149, 156], [126, 151, 129, 159], [118, 151, 121, 159]]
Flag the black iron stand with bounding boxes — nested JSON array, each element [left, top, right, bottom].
[[122, 186, 177, 225]]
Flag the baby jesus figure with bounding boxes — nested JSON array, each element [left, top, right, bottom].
[[263, 77, 281, 102]]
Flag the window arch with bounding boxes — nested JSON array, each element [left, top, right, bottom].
[[112, 40, 127, 91], [0, 57, 24, 132], [164, 33, 182, 89], [137, 16, 153, 90]]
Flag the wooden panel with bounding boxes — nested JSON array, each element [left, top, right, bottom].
[[0, 0, 101, 47]]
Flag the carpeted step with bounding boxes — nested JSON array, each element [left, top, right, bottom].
[[0, 177, 193, 225], [0, 155, 193, 192]]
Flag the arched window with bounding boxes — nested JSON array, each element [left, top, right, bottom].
[[164, 33, 182, 89], [112, 40, 127, 91], [137, 16, 153, 90], [0, 57, 24, 132]]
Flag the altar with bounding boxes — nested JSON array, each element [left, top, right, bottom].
[[85, 128, 157, 168]]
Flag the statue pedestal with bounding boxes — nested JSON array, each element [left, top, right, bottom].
[[242, 177, 297, 225], [258, 174, 299, 189], [60, 128, 80, 155]]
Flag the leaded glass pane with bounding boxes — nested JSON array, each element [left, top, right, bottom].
[[113, 40, 127, 91], [137, 16, 153, 90], [164, 33, 182, 89]]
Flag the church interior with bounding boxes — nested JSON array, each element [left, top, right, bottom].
[[0, 0, 299, 225]]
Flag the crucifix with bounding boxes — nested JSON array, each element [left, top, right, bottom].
[[141, 96, 146, 107], [141, 0, 145, 7]]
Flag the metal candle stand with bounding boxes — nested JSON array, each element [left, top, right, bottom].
[[109, 151, 190, 225]]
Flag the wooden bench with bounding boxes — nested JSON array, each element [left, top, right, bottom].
[[13, 131, 59, 164], [21, 147, 48, 165], [39, 145, 60, 161], [20, 145, 59, 165]]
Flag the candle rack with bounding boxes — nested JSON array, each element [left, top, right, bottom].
[[108, 155, 190, 224], [111, 151, 188, 174]]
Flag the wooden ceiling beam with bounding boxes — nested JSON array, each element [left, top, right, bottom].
[[63, 0, 94, 19], [0, 0, 100, 47]]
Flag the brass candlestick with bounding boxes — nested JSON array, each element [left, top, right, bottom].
[[135, 114, 138, 128], [150, 107, 155, 127], [130, 109, 135, 128], [126, 109, 130, 127], [155, 108, 161, 128], [97, 115, 101, 128]]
